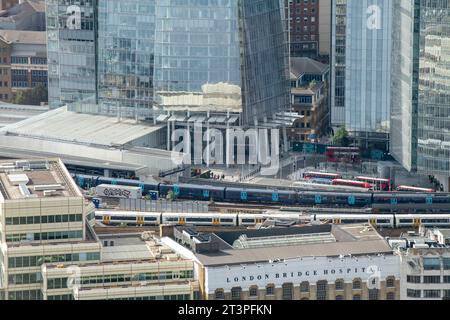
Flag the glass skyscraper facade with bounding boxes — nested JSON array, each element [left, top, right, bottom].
[[417, 0, 450, 176], [331, 0, 347, 127], [390, 0, 419, 172], [391, 0, 450, 184], [46, 0, 97, 108], [331, 0, 392, 148], [47, 0, 290, 126]]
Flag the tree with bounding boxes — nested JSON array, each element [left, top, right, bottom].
[[332, 127, 350, 147], [12, 85, 48, 105]]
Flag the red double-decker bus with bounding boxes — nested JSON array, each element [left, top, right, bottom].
[[355, 176, 391, 191], [303, 171, 342, 180], [326, 147, 361, 163], [331, 179, 372, 190], [396, 186, 434, 193]]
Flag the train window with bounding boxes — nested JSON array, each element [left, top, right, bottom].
[[315, 195, 322, 204], [144, 217, 157, 221], [348, 196, 356, 205], [186, 218, 213, 223], [399, 219, 413, 223], [220, 219, 234, 223], [165, 217, 179, 222], [422, 219, 449, 224], [377, 220, 391, 224], [242, 219, 255, 223]]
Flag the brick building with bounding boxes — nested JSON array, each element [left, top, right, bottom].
[[0, 30, 47, 103], [289, 57, 329, 143], [286, 0, 331, 62]]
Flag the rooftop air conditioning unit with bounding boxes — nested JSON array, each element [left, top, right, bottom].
[[43, 190, 58, 197]]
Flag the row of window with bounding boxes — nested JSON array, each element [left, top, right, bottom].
[[8, 252, 100, 269], [423, 257, 450, 270], [5, 214, 83, 226], [47, 270, 194, 289], [407, 289, 450, 299], [6, 230, 83, 243], [216, 278, 396, 300], [7, 290, 43, 300], [8, 272, 42, 286], [218, 285, 393, 301], [407, 275, 450, 284]]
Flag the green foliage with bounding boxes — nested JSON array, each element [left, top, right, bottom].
[[12, 85, 48, 105], [332, 127, 350, 147]]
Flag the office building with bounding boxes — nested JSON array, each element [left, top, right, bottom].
[[166, 224, 401, 300], [45, 0, 97, 107], [289, 57, 329, 142], [331, 0, 392, 149], [392, 235, 450, 300], [0, 30, 47, 102], [47, 0, 291, 127], [390, 0, 450, 191]]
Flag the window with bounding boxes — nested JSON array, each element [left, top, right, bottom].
[[316, 280, 328, 300], [368, 289, 379, 300], [282, 283, 293, 300], [407, 275, 421, 283], [423, 276, 441, 284], [386, 277, 396, 288], [352, 295, 361, 300], [300, 281, 309, 293], [335, 280, 344, 291], [443, 258, 450, 270], [214, 289, 224, 300], [423, 258, 441, 270], [407, 289, 421, 298], [231, 287, 241, 300], [249, 286, 258, 297], [266, 285, 275, 296], [352, 279, 361, 290], [424, 290, 441, 299], [335, 295, 344, 300], [386, 292, 395, 300]]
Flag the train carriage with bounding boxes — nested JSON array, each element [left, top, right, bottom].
[[395, 214, 450, 228], [224, 188, 297, 205], [313, 214, 394, 228], [159, 183, 226, 201], [161, 212, 237, 226], [94, 211, 161, 226]]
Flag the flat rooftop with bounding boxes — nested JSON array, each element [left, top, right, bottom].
[[98, 233, 184, 263], [2, 106, 164, 147], [0, 158, 81, 200], [187, 224, 391, 267]]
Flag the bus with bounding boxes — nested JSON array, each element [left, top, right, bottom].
[[331, 179, 372, 190], [303, 171, 342, 181], [355, 176, 391, 191], [326, 147, 361, 163], [396, 186, 434, 193]]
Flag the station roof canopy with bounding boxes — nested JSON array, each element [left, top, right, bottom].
[[1, 106, 165, 147]]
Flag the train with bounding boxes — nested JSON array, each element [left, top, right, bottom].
[[73, 174, 450, 213], [94, 210, 450, 229]]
